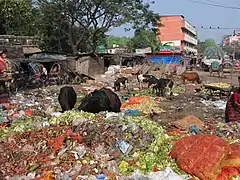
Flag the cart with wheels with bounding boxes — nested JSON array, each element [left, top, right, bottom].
[[203, 84, 231, 99]]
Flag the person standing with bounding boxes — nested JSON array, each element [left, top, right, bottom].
[[0, 48, 7, 77], [225, 76, 240, 124]]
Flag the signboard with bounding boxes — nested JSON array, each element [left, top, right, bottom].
[[160, 45, 181, 53], [135, 47, 152, 54], [97, 45, 105, 52], [160, 45, 171, 53]]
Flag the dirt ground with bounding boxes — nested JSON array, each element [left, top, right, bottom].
[[156, 70, 237, 123]]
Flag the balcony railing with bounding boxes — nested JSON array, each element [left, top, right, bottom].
[[184, 34, 197, 45], [184, 21, 197, 35], [183, 46, 198, 53]]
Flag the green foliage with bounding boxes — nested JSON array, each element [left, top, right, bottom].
[[1, 0, 159, 54], [128, 28, 161, 52], [0, 0, 39, 36], [37, 0, 159, 54], [106, 36, 132, 48], [197, 39, 217, 54], [222, 45, 234, 54], [205, 38, 216, 47]]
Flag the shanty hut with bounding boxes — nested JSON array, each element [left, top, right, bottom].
[[75, 53, 105, 76]]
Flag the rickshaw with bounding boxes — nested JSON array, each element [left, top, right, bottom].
[[48, 63, 64, 85], [221, 61, 233, 79], [27, 62, 44, 88], [209, 61, 221, 77], [48, 62, 83, 85]]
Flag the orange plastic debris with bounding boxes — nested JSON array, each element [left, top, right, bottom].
[[34, 171, 53, 180], [48, 136, 65, 152], [0, 122, 7, 129]]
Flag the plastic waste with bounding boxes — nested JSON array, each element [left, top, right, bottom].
[[130, 168, 185, 180], [50, 112, 62, 117], [75, 144, 86, 158], [105, 112, 123, 119], [115, 139, 133, 156], [96, 174, 105, 180], [124, 109, 141, 115], [188, 124, 200, 134]]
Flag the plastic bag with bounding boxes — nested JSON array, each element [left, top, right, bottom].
[[130, 168, 184, 180]]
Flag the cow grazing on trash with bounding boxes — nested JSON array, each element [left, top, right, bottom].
[[137, 74, 157, 89], [78, 87, 121, 113], [114, 77, 128, 91], [182, 71, 201, 84], [58, 86, 77, 112], [151, 78, 174, 97]]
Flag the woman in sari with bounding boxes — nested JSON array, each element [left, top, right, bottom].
[[225, 77, 240, 123]]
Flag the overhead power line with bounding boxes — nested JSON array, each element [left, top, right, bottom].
[[199, 27, 240, 30], [184, 0, 240, 10]]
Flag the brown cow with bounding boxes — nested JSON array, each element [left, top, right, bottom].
[[182, 71, 201, 84]]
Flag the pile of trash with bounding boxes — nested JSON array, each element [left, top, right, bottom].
[[0, 85, 240, 180], [121, 96, 165, 115], [0, 110, 185, 179]]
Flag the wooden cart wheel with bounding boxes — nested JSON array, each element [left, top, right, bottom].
[[74, 76, 81, 84]]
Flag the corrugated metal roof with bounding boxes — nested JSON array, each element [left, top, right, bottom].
[[22, 47, 41, 54]]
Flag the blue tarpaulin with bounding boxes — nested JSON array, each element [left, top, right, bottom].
[[147, 55, 182, 64]]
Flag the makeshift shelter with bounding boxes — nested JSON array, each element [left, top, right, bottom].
[[76, 53, 105, 76], [23, 51, 68, 72]]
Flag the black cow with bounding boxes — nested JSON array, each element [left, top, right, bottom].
[[78, 87, 121, 113], [101, 87, 121, 112], [152, 78, 174, 97], [58, 86, 77, 112], [114, 77, 128, 91], [137, 74, 157, 89]]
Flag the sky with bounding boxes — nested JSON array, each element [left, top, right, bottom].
[[107, 0, 240, 43]]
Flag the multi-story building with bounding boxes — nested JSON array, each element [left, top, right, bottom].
[[223, 31, 240, 46], [157, 15, 198, 54]]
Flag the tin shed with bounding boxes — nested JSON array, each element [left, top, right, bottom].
[[76, 54, 105, 76]]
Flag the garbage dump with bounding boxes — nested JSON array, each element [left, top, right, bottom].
[[0, 78, 239, 180]]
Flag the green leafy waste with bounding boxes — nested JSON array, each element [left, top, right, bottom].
[[0, 111, 95, 139], [118, 116, 184, 175]]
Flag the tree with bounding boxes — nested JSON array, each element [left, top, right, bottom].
[[0, 0, 39, 36], [37, 0, 159, 55], [222, 45, 234, 54], [105, 36, 131, 48], [205, 38, 216, 48], [128, 28, 161, 52], [197, 40, 207, 54]]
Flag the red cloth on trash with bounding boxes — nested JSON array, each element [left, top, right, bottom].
[[170, 135, 240, 180]]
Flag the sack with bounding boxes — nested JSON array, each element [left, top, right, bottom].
[[170, 135, 230, 180]]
